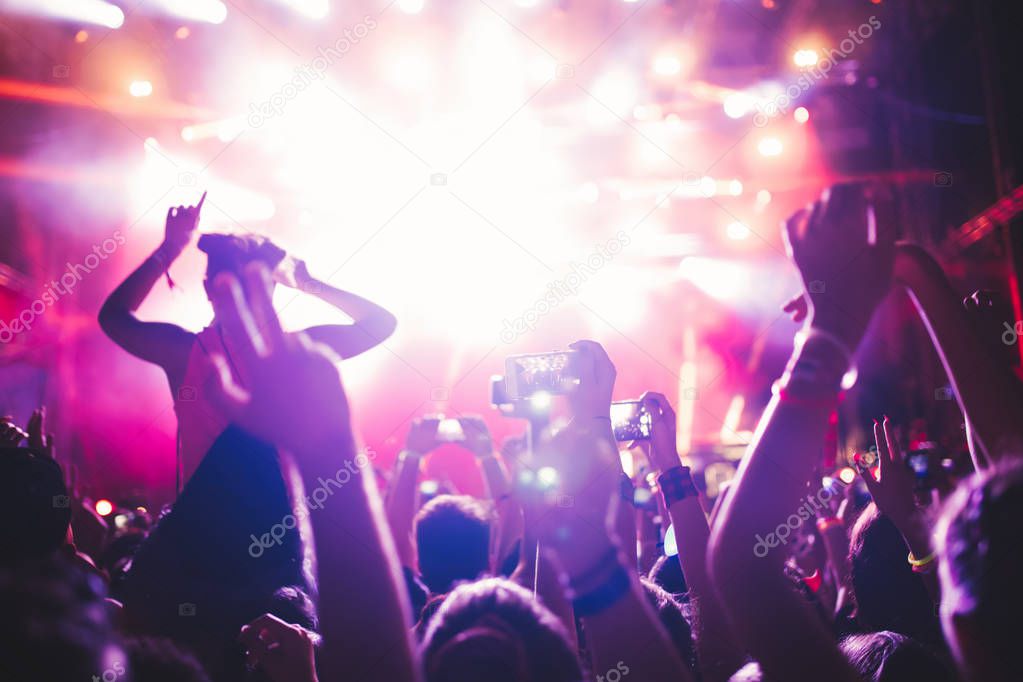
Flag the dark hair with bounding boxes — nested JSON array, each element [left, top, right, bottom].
[[198, 233, 285, 281], [415, 495, 492, 594], [0, 556, 119, 680], [936, 461, 1023, 677], [647, 554, 689, 599], [420, 578, 582, 682], [840, 631, 956, 682], [0, 448, 71, 562], [125, 636, 212, 682], [640, 577, 697, 674], [849, 503, 939, 643]]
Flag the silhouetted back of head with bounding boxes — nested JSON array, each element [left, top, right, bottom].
[[849, 503, 939, 643], [421, 578, 582, 682], [415, 495, 491, 594], [0, 448, 71, 562], [936, 460, 1023, 679], [198, 233, 285, 281], [647, 554, 689, 599], [640, 577, 696, 673], [840, 631, 956, 682]]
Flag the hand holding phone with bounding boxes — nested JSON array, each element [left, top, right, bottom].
[[610, 401, 652, 443], [504, 350, 581, 400], [639, 392, 680, 472], [406, 417, 442, 455]]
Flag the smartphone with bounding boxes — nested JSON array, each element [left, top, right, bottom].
[[504, 351, 580, 400], [436, 418, 465, 443], [610, 400, 652, 442], [490, 375, 511, 407]]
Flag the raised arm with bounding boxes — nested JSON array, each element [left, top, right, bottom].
[[894, 243, 1023, 467], [98, 197, 204, 378], [202, 263, 419, 682], [386, 418, 439, 570], [274, 256, 397, 360], [709, 184, 893, 682], [643, 391, 745, 682]]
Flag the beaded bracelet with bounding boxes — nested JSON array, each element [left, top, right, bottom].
[[657, 466, 699, 506]]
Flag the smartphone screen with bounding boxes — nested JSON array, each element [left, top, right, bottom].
[[504, 351, 580, 399], [610, 400, 652, 442]]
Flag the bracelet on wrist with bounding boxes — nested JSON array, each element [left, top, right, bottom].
[[570, 563, 631, 617], [908, 550, 936, 573], [657, 466, 699, 506]]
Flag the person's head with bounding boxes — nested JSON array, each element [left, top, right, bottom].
[[0, 556, 123, 681], [640, 577, 696, 674], [415, 495, 492, 594], [647, 554, 689, 599], [840, 631, 956, 682], [197, 233, 284, 299], [0, 448, 71, 562], [125, 636, 212, 682], [849, 503, 938, 642], [935, 461, 1023, 681], [420, 578, 582, 682]]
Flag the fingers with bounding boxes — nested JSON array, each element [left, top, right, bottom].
[[782, 207, 810, 261], [196, 190, 207, 212], [872, 418, 888, 481], [782, 293, 809, 322], [882, 416, 901, 465], [27, 407, 45, 449], [640, 391, 675, 423]]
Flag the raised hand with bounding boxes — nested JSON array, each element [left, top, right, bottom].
[[202, 262, 351, 455], [639, 391, 680, 472], [239, 613, 319, 682], [0, 416, 27, 446], [457, 415, 493, 457], [273, 253, 312, 290], [162, 191, 205, 258], [783, 183, 895, 346], [568, 339, 617, 421], [858, 417, 917, 527], [26, 407, 54, 458], [405, 417, 440, 456]]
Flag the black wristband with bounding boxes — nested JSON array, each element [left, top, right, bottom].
[[658, 466, 698, 506], [571, 564, 631, 617]]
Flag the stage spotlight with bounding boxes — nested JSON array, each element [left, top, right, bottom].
[[95, 499, 114, 516], [757, 137, 783, 156], [175, 26, 191, 39], [726, 221, 751, 240], [129, 80, 153, 97], [838, 467, 856, 485], [652, 54, 682, 77], [728, 179, 743, 196], [6, 0, 125, 28], [530, 391, 553, 411], [723, 92, 752, 119], [794, 106, 810, 124], [793, 49, 818, 68], [74, 30, 89, 43], [153, 0, 227, 24], [398, 0, 425, 13]]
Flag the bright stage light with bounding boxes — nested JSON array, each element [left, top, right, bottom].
[[74, 30, 89, 43], [530, 391, 553, 411], [398, 0, 425, 13], [387, 52, 433, 91], [723, 92, 752, 119], [7, 0, 125, 28], [95, 499, 114, 516], [794, 106, 810, 124], [726, 221, 751, 240], [757, 137, 783, 156], [280, 0, 329, 19], [652, 54, 682, 77], [838, 467, 857, 485], [175, 26, 191, 39], [129, 80, 153, 97], [728, 179, 743, 196], [793, 49, 819, 68], [590, 70, 638, 117]]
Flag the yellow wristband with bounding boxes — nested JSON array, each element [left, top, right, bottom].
[[907, 550, 936, 568]]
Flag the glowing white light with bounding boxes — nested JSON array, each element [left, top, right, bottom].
[[663, 523, 678, 556], [129, 80, 153, 97], [723, 92, 752, 119], [578, 182, 600, 204], [652, 55, 682, 76], [388, 52, 432, 91], [726, 221, 751, 240], [728, 179, 743, 196], [793, 49, 819, 68], [757, 137, 783, 157], [591, 70, 638, 114], [699, 176, 717, 197], [794, 106, 810, 124], [530, 391, 553, 411], [515, 0, 540, 6], [11, 0, 126, 28], [537, 466, 559, 488], [755, 189, 772, 211], [398, 0, 425, 13], [95, 499, 114, 516]]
